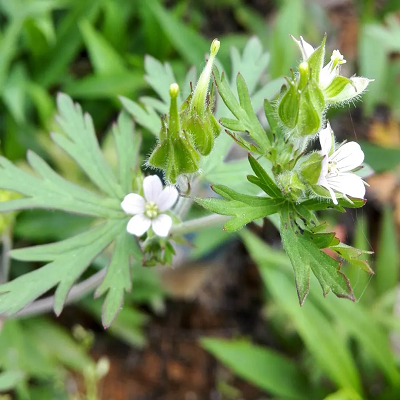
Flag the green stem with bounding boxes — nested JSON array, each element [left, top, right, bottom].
[[171, 213, 229, 235]]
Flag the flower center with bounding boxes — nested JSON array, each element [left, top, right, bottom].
[[330, 50, 346, 70], [327, 160, 339, 176], [145, 201, 159, 219]]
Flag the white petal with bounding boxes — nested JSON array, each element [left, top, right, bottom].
[[320, 156, 329, 177], [156, 186, 179, 211], [327, 173, 366, 200], [143, 175, 163, 203], [319, 123, 333, 156], [319, 62, 338, 89], [291, 35, 314, 60], [331, 142, 364, 172], [151, 214, 172, 237], [126, 214, 151, 237], [327, 77, 373, 103], [121, 193, 145, 215], [300, 36, 315, 59], [318, 177, 338, 204]]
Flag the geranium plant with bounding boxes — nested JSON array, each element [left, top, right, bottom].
[[0, 35, 373, 326]]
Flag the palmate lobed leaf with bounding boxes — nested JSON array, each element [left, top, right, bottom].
[[280, 203, 355, 305], [0, 94, 142, 325]]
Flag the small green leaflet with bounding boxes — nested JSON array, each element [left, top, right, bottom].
[[213, 66, 270, 153], [195, 184, 284, 232], [0, 94, 141, 326], [280, 203, 355, 305]]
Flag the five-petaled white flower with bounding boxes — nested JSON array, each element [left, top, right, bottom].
[[121, 175, 179, 237], [291, 36, 372, 103], [317, 123, 366, 205]]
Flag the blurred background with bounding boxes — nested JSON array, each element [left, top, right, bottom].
[[0, 0, 400, 399]]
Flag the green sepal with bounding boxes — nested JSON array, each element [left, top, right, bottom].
[[307, 35, 326, 83], [278, 79, 300, 129], [247, 154, 282, 198], [297, 81, 325, 136], [195, 184, 284, 232], [263, 99, 279, 143], [299, 152, 323, 185], [323, 76, 353, 102], [184, 114, 214, 156], [148, 135, 200, 184]]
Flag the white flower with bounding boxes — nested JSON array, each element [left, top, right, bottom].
[[121, 175, 179, 237], [317, 123, 366, 205], [291, 36, 373, 103]]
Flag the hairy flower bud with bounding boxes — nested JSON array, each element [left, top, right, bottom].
[[279, 171, 306, 200], [181, 39, 221, 155], [148, 84, 200, 184]]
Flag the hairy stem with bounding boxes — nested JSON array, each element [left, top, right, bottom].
[[171, 213, 229, 235]]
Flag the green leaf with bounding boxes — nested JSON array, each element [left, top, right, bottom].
[[34, 1, 102, 88], [213, 67, 270, 152], [247, 154, 281, 197], [360, 141, 400, 172], [113, 111, 141, 194], [0, 94, 141, 320], [54, 93, 122, 198], [242, 230, 362, 394], [144, 55, 182, 106], [330, 243, 374, 274], [0, 18, 24, 92], [0, 370, 25, 391], [120, 95, 161, 136], [280, 203, 355, 305], [375, 206, 400, 296], [311, 295, 400, 386], [144, 1, 208, 67], [79, 19, 126, 75], [25, 318, 93, 372], [0, 219, 125, 316], [201, 338, 315, 400], [94, 231, 141, 328], [0, 152, 121, 218], [195, 184, 284, 232], [230, 36, 270, 96], [64, 72, 144, 99]]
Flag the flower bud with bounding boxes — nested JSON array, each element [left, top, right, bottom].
[[148, 84, 200, 184], [191, 39, 220, 116], [278, 171, 306, 200], [278, 78, 300, 129], [181, 39, 221, 156], [297, 81, 325, 136]]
